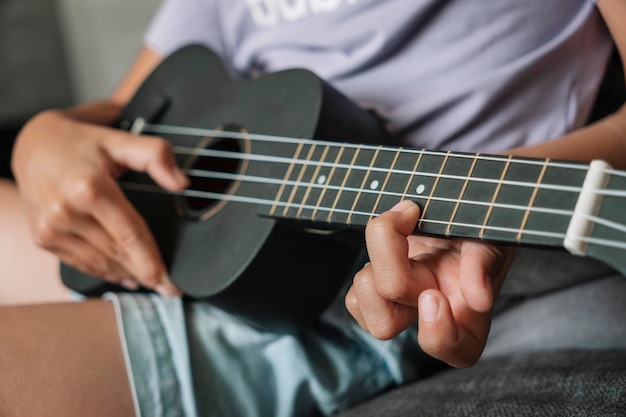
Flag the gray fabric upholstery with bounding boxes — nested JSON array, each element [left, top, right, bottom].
[[0, 0, 73, 126], [501, 248, 616, 298], [0, 0, 75, 179], [338, 350, 626, 417]]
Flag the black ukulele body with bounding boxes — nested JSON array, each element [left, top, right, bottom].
[[61, 45, 390, 333]]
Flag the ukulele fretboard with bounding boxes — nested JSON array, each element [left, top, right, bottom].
[[257, 142, 589, 247]]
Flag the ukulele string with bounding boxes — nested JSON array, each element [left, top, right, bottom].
[[173, 145, 584, 193], [168, 146, 626, 235], [144, 122, 587, 169], [184, 167, 626, 235], [142, 122, 626, 199], [118, 179, 626, 251], [122, 121, 626, 248], [185, 167, 575, 218]]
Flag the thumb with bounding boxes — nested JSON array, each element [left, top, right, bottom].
[[102, 131, 189, 191]]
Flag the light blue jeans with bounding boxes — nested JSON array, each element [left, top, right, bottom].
[[106, 283, 426, 417], [107, 271, 626, 417]]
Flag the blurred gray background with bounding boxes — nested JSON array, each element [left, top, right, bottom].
[[0, 0, 160, 177], [57, 0, 161, 102]]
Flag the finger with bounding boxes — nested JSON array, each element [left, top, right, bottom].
[[347, 263, 417, 339], [417, 289, 490, 368], [102, 132, 189, 191], [365, 200, 423, 306], [49, 234, 134, 288], [64, 216, 140, 289], [345, 283, 367, 331], [47, 208, 123, 264], [73, 174, 180, 296], [32, 191, 138, 285], [459, 242, 512, 313]]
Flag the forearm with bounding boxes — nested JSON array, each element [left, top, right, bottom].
[[51, 100, 125, 127], [508, 103, 626, 169], [511, 0, 626, 168]]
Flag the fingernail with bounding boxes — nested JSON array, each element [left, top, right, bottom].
[[419, 293, 439, 323], [120, 277, 140, 291], [155, 274, 182, 297], [390, 200, 416, 213]]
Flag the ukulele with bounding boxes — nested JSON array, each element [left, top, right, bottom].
[[61, 45, 626, 333]]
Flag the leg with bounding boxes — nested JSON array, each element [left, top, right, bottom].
[[0, 300, 134, 416], [0, 178, 72, 304]]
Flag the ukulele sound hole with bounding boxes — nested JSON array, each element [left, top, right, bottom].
[[181, 130, 244, 221]]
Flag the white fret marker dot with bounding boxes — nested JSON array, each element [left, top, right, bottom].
[[370, 180, 380, 190], [317, 175, 327, 185], [416, 184, 426, 195]]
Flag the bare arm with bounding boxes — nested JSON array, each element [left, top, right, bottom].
[[509, 0, 626, 166], [11, 46, 187, 295]]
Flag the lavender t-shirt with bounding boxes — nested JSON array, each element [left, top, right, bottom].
[[144, 0, 613, 152]]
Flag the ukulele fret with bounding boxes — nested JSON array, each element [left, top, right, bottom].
[[327, 147, 361, 223], [418, 152, 511, 240], [477, 156, 585, 247], [402, 149, 425, 203], [281, 143, 318, 217], [418, 151, 451, 232], [311, 146, 346, 221], [346, 146, 382, 225], [516, 158, 550, 243], [445, 153, 480, 236], [270, 142, 305, 217], [480, 156, 513, 239], [369, 148, 402, 220], [296, 145, 331, 219]]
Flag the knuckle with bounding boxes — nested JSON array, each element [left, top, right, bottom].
[[344, 293, 358, 313], [44, 200, 71, 225], [352, 267, 369, 284], [351, 267, 374, 293], [377, 279, 409, 303], [368, 318, 398, 340], [68, 176, 101, 206], [32, 217, 58, 248], [117, 227, 145, 250]]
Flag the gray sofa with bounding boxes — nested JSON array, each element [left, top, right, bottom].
[[0, 1, 73, 178], [340, 350, 626, 416]]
